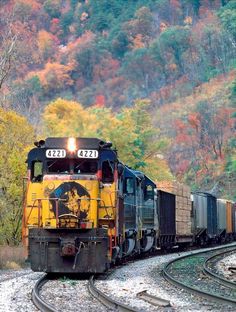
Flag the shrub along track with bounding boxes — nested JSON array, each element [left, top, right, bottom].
[[163, 243, 236, 307]]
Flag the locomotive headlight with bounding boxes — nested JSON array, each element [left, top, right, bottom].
[[67, 137, 77, 153]]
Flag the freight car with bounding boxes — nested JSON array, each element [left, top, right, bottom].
[[22, 137, 235, 273], [217, 199, 235, 243], [191, 192, 218, 245]]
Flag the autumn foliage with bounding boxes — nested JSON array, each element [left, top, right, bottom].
[[0, 0, 235, 245]]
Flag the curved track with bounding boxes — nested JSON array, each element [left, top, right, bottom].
[[33, 274, 140, 312], [163, 244, 236, 307], [88, 275, 140, 312], [204, 248, 236, 288], [32, 274, 57, 312]]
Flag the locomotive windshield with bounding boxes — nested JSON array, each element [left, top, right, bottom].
[[46, 159, 98, 174]]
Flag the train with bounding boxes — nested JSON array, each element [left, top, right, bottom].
[[22, 137, 236, 273]]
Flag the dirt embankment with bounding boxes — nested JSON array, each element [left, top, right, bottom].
[[0, 245, 26, 269]]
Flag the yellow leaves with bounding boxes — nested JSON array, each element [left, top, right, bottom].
[[0, 108, 35, 152], [43, 98, 92, 137], [0, 109, 35, 245], [42, 97, 173, 180]]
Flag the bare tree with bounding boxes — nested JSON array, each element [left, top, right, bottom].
[[0, 27, 17, 91]]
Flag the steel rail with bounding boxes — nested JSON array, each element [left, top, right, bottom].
[[88, 275, 140, 312], [203, 247, 236, 288], [163, 243, 236, 307], [32, 274, 58, 312]]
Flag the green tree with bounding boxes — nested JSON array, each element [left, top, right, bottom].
[[159, 26, 191, 73], [42, 98, 172, 180], [0, 109, 35, 245], [43, 0, 62, 18], [218, 2, 236, 41]]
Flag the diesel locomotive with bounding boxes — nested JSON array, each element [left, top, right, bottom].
[[22, 137, 236, 273]]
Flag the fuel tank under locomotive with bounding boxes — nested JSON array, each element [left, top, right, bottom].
[[28, 228, 110, 273]]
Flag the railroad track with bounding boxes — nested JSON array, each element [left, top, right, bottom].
[[32, 273, 140, 312], [204, 247, 236, 288], [88, 275, 141, 312], [32, 274, 57, 312], [163, 243, 236, 307]]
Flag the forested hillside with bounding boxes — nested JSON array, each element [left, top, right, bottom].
[[0, 0, 236, 244]]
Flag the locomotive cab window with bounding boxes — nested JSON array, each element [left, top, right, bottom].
[[31, 161, 43, 182], [74, 160, 98, 174], [102, 160, 114, 183], [144, 184, 154, 200], [124, 178, 134, 194], [47, 159, 70, 174]]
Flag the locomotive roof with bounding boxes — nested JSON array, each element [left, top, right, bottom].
[[26, 137, 115, 164], [124, 166, 156, 186], [34, 137, 111, 149]]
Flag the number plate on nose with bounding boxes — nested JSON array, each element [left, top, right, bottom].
[[46, 149, 66, 158], [77, 149, 98, 158]]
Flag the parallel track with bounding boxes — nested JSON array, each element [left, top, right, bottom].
[[32, 274, 57, 312], [32, 244, 236, 311], [204, 248, 236, 288], [163, 244, 236, 307]]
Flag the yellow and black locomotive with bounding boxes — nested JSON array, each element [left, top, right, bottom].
[[22, 137, 157, 273]]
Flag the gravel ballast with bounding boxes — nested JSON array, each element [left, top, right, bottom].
[[1, 248, 236, 311]]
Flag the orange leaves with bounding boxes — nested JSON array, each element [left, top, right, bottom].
[[169, 63, 178, 72], [65, 31, 95, 54], [80, 12, 89, 22], [32, 62, 73, 93], [62, 31, 96, 68], [37, 30, 58, 60], [184, 16, 193, 25], [132, 34, 145, 49], [14, 0, 41, 12]]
